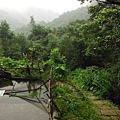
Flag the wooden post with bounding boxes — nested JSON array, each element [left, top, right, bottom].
[[9, 83, 16, 97], [26, 65, 31, 76], [48, 67, 53, 120]]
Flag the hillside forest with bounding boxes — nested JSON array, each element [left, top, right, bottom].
[[0, 1, 120, 119]]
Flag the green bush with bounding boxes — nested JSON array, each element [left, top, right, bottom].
[[105, 61, 120, 105], [44, 48, 68, 81], [0, 57, 28, 68], [67, 65, 120, 106], [53, 85, 102, 120], [0, 57, 37, 77], [67, 66, 111, 97]]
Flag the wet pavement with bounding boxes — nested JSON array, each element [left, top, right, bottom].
[[0, 95, 49, 120]]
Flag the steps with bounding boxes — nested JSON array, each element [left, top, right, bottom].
[[86, 92, 120, 120]]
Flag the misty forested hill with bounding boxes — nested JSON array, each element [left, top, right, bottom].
[[0, 8, 59, 30], [44, 6, 90, 28], [0, 10, 28, 29], [24, 7, 59, 23], [0, 6, 89, 33], [16, 6, 90, 35]]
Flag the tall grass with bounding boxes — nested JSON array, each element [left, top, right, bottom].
[[67, 65, 120, 105], [67, 66, 111, 97]]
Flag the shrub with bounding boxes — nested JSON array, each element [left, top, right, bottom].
[[105, 61, 120, 105], [67, 66, 111, 97], [53, 85, 102, 120], [67, 65, 120, 106]]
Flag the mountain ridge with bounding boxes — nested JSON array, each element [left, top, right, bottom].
[[0, 6, 89, 32], [0, 7, 60, 30], [41, 6, 90, 28]]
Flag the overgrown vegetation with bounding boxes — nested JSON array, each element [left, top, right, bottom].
[[0, 2, 120, 119], [52, 85, 102, 120]]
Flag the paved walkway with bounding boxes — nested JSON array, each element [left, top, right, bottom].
[[0, 95, 49, 120], [86, 92, 120, 120]]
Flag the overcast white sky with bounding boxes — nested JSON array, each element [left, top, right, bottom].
[[0, 0, 87, 14]]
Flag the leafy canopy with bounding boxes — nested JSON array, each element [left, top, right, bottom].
[[78, 0, 120, 5]]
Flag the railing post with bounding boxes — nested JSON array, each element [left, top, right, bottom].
[[48, 67, 53, 120]]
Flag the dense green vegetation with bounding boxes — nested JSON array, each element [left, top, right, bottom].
[[78, 0, 120, 5], [0, 2, 120, 119], [52, 84, 102, 120]]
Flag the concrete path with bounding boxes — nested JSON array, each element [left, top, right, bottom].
[[0, 95, 49, 120]]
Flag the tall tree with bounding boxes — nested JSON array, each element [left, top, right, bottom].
[[58, 20, 86, 70], [0, 20, 14, 57], [78, 0, 120, 5], [82, 5, 120, 67]]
